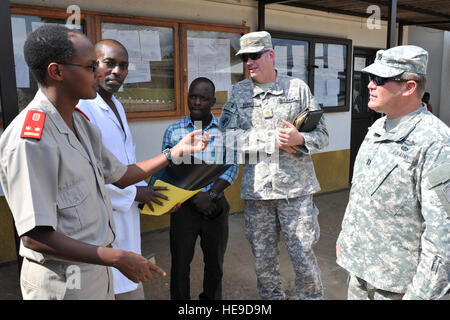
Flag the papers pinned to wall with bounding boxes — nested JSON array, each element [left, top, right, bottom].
[[315, 68, 340, 107], [274, 44, 308, 83], [274, 45, 288, 76], [187, 37, 232, 92], [354, 57, 367, 72], [292, 44, 307, 83], [140, 30, 162, 62], [126, 59, 151, 84], [102, 28, 163, 84]]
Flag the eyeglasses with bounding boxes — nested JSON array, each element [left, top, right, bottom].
[[241, 50, 269, 62], [62, 61, 99, 73], [369, 74, 409, 86]]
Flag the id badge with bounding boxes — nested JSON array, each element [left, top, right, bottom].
[[263, 108, 273, 119]]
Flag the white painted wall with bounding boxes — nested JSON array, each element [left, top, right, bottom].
[[407, 26, 444, 117], [407, 26, 450, 126]]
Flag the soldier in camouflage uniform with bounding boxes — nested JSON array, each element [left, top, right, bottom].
[[336, 45, 450, 300], [218, 31, 329, 300]]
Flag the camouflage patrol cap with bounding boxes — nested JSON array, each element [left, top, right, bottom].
[[362, 45, 428, 77], [236, 31, 273, 56]]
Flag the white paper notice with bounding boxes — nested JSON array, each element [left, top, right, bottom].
[[117, 30, 142, 60], [314, 71, 327, 100], [125, 59, 151, 84], [328, 44, 345, 71], [187, 38, 231, 92], [102, 28, 118, 40], [326, 78, 340, 95], [12, 17, 29, 88], [139, 30, 161, 61], [354, 57, 366, 72], [292, 45, 307, 82], [315, 68, 340, 106], [292, 45, 307, 67], [274, 45, 288, 75]]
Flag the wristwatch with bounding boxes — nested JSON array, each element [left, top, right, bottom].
[[162, 148, 172, 166], [208, 189, 219, 201]]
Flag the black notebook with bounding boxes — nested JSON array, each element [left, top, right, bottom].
[[293, 109, 324, 132]]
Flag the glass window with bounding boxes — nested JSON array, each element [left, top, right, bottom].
[[101, 22, 175, 113], [270, 30, 351, 112], [5, 5, 249, 123], [11, 14, 85, 112], [186, 29, 244, 110], [272, 38, 309, 84]]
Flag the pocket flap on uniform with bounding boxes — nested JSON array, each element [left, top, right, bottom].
[[368, 162, 398, 196], [427, 163, 450, 189], [57, 181, 89, 209]]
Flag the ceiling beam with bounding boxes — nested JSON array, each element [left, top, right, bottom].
[[263, 0, 293, 4], [402, 20, 450, 26], [279, 2, 376, 19], [356, 0, 450, 20]]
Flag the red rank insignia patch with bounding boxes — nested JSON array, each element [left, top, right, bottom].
[[20, 110, 46, 140]]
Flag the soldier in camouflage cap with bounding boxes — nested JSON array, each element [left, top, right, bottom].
[[336, 45, 450, 300], [235, 31, 273, 55], [218, 31, 329, 300], [362, 45, 428, 77]]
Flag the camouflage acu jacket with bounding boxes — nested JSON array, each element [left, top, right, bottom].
[[337, 106, 450, 299], [218, 74, 329, 200]]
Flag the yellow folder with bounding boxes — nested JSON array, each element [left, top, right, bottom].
[[140, 179, 202, 216]]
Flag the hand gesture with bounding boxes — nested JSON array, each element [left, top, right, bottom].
[[113, 249, 166, 283], [171, 129, 210, 161]]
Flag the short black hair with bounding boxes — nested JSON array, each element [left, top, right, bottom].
[[24, 24, 82, 85], [189, 77, 215, 95], [95, 39, 129, 56]]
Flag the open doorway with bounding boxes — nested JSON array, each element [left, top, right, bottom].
[[349, 47, 380, 182]]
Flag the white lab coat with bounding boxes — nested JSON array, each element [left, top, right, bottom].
[[77, 94, 146, 294]]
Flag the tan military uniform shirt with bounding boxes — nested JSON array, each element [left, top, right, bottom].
[[0, 90, 127, 263]]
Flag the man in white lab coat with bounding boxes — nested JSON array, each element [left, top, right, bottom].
[[77, 39, 171, 299]]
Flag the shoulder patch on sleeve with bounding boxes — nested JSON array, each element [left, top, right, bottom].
[[219, 112, 232, 129], [223, 101, 236, 113], [20, 110, 46, 140], [426, 163, 450, 216], [74, 107, 90, 121]]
